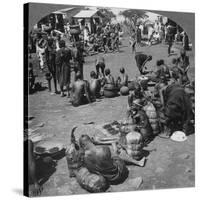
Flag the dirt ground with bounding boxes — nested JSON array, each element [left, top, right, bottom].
[[27, 37, 195, 197]]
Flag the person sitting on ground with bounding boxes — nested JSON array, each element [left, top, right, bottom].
[[170, 58, 180, 83], [95, 55, 105, 78], [89, 71, 101, 100], [104, 68, 115, 86], [79, 134, 129, 185], [135, 53, 152, 75], [154, 59, 171, 83], [116, 67, 129, 88], [70, 71, 92, 107], [177, 49, 190, 86], [159, 83, 193, 136]]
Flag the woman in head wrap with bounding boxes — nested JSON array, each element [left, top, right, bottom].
[[56, 40, 72, 97]]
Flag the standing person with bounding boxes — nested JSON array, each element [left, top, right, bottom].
[[182, 31, 189, 51], [136, 25, 142, 47], [46, 38, 58, 94], [56, 40, 72, 97], [129, 29, 136, 53], [95, 55, 105, 78], [135, 53, 152, 75], [154, 59, 171, 83], [166, 26, 173, 56], [36, 33, 48, 70], [177, 49, 190, 86], [72, 42, 85, 80]]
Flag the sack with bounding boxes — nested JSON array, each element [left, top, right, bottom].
[[126, 131, 144, 160], [144, 102, 160, 135], [76, 167, 108, 193]]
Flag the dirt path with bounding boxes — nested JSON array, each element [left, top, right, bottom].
[[28, 37, 195, 196]]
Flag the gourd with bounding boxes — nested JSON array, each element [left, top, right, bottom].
[[143, 102, 160, 135]]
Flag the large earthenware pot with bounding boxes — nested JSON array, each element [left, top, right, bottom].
[[103, 84, 118, 98]]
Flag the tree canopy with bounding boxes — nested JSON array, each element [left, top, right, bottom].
[[120, 9, 148, 25], [97, 8, 116, 25]]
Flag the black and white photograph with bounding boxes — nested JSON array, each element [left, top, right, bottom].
[[24, 2, 195, 197]]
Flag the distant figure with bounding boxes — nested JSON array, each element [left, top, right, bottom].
[[182, 32, 189, 51], [129, 29, 136, 53], [72, 42, 85, 80], [46, 38, 58, 94], [135, 53, 152, 75], [56, 40, 72, 97], [89, 71, 101, 100], [95, 55, 105, 78], [136, 25, 142, 46], [166, 26, 173, 56], [177, 49, 190, 86], [117, 67, 128, 88], [70, 72, 92, 107]]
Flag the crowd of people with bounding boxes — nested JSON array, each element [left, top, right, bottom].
[[27, 17, 194, 196]]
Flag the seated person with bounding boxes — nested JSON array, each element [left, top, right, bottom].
[[79, 134, 128, 185], [104, 68, 115, 85], [116, 67, 128, 88], [151, 59, 170, 83], [135, 53, 152, 75], [170, 58, 180, 83], [89, 71, 101, 100], [159, 83, 193, 135], [70, 72, 92, 107], [127, 83, 144, 118], [177, 49, 190, 86]]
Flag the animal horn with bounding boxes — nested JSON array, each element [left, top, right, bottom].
[[71, 126, 77, 144]]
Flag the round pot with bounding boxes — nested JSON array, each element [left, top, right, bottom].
[[120, 86, 129, 96]]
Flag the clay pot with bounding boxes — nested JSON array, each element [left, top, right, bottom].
[[120, 86, 129, 96], [103, 84, 118, 98]]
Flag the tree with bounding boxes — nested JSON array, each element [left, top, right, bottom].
[[120, 9, 148, 26], [97, 8, 116, 25]]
